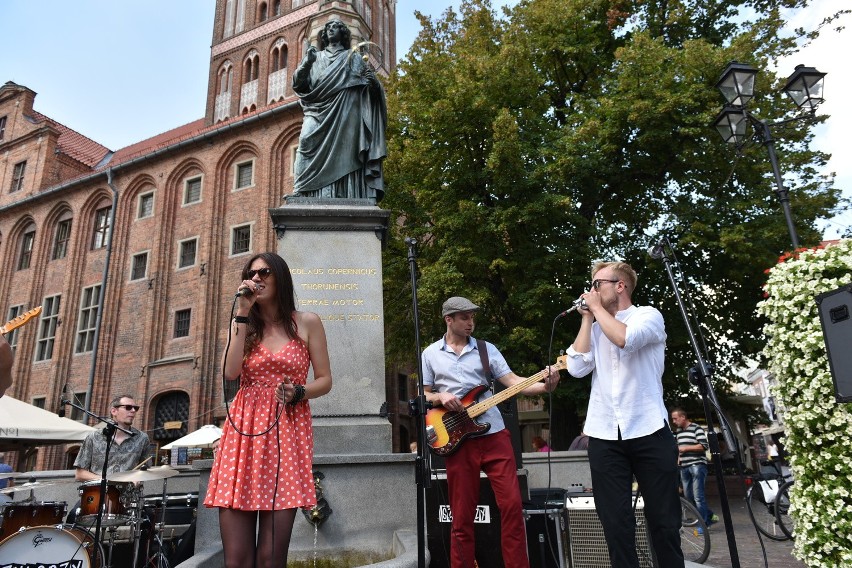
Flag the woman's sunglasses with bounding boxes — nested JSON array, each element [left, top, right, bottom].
[[246, 268, 272, 279]]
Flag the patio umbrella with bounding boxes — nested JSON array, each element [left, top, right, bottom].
[[0, 395, 96, 451], [161, 424, 222, 450]]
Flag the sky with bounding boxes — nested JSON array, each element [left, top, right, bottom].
[[1, 0, 848, 237]]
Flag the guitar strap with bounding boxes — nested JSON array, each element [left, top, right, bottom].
[[476, 339, 494, 389]]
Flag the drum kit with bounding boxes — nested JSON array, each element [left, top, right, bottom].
[[0, 465, 193, 568]]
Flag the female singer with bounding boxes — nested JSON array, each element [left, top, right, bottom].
[[204, 252, 332, 568]]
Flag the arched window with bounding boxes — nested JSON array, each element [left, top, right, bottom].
[[259, 2, 268, 21], [152, 391, 191, 442], [271, 42, 287, 72], [17, 223, 36, 270], [268, 39, 288, 102], [243, 51, 259, 84], [273, 0, 281, 16], [216, 61, 233, 122]]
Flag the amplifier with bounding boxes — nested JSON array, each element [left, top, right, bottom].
[[563, 495, 656, 568], [426, 470, 516, 568]]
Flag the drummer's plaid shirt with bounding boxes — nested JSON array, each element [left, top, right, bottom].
[[73, 427, 151, 476]]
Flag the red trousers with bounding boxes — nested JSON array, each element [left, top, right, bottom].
[[445, 429, 529, 568]]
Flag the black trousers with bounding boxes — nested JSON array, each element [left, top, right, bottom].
[[588, 425, 684, 568]]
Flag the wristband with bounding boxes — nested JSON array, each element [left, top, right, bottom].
[[233, 315, 250, 324]]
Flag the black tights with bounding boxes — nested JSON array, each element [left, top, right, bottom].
[[219, 508, 297, 568]]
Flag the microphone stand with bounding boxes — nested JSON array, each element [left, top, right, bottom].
[[653, 239, 741, 568], [61, 398, 133, 567], [405, 236, 431, 568]]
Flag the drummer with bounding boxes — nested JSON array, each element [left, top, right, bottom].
[[68, 395, 150, 523], [74, 395, 151, 482]]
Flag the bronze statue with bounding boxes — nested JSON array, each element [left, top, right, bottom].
[[292, 19, 387, 202]]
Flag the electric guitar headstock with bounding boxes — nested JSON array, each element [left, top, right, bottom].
[[1, 306, 42, 336]]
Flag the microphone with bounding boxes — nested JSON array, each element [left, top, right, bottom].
[[648, 237, 666, 260], [557, 297, 587, 318], [235, 286, 255, 298]]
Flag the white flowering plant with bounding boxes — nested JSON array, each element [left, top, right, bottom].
[[757, 239, 852, 566]]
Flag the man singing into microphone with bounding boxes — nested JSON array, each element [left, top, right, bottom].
[[422, 296, 559, 568], [74, 394, 150, 481], [564, 262, 683, 568]]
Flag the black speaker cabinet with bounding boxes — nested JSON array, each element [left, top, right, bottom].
[[427, 470, 533, 568], [816, 284, 852, 402], [525, 507, 568, 568]]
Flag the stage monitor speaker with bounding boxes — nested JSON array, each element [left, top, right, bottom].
[[816, 284, 852, 402], [426, 471, 505, 568], [525, 506, 569, 568], [563, 495, 656, 568]]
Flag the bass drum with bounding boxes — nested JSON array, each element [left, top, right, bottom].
[[0, 525, 102, 568]]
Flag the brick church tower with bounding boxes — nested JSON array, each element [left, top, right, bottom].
[[0, 1, 396, 471]]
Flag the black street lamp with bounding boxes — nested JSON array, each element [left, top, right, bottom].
[[712, 61, 827, 250]]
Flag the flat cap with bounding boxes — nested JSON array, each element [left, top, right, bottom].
[[442, 296, 480, 317]]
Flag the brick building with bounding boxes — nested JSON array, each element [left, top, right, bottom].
[[0, 0, 397, 471]]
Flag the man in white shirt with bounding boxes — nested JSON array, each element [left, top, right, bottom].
[[565, 262, 683, 568]]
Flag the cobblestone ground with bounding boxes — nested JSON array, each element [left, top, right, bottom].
[[700, 492, 804, 568]]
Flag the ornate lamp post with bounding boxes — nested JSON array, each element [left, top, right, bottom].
[[712, 61, 827, 249]]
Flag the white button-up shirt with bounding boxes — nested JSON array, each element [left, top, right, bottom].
[[565, 305, 668, 440]]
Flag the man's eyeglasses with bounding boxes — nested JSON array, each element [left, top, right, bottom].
[[592, 278, 620, 290], [246, 268, 272, 279], [114, 405, 140, 411]]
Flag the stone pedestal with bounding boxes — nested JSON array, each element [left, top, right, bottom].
[[270, 201, 391, 454]]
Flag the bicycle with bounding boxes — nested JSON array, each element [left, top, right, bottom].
[[680, 496, 711, 564], [774, 479, 795, 540], [746, 470, 793, 541]]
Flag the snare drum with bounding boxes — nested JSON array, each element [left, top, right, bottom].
[[0, 525, 101, 568], [0, 501, 66, 540], [78, 481, 135, 526]]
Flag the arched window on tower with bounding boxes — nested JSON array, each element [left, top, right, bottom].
[[268, 39, 288, 103], [235, 0, 246, 33], [259, 2, 268, 22], [224, 0, 235, 38], [215, 61, 233, 122], [241, 50, 260, 114], [273, 0, 281, 16]]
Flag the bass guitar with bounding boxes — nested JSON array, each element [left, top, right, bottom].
[[426, 355, 566, 456], [1, 306, 42, 336]]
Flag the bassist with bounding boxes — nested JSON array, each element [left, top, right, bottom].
[[422, 296, 559, 568]]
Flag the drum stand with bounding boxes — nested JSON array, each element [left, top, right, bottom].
[[132, 479, 171, 568]]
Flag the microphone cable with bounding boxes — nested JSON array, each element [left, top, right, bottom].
[[221, 295, 286, 438]]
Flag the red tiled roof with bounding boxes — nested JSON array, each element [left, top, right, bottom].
[[29, 111, 111, 168], [104, 97, 298, 167], [109, 118, 207, 165]]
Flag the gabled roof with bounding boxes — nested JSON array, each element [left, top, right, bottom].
[[29, 110, 111, 168], [109, 118, 207, 165]]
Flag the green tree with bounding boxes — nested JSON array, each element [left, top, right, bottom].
[[382, 0, 846, 447]]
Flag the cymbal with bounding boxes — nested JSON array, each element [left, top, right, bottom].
[[108, 466, 179, 483], [0, 471, 28, 480], [0, 478, 78, 495]]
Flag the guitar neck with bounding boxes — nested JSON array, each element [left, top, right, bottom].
[[466, 362, 563, 419]]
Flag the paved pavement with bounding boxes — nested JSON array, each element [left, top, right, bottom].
[[695, 488, 804, 568]]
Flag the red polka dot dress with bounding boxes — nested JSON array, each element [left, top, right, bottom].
[[204, 339, 316, 511]]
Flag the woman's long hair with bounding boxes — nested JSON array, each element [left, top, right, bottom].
[[241, 252, 300, 354]]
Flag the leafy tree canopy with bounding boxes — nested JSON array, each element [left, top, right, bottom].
[[381, 0, 848, 447]]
